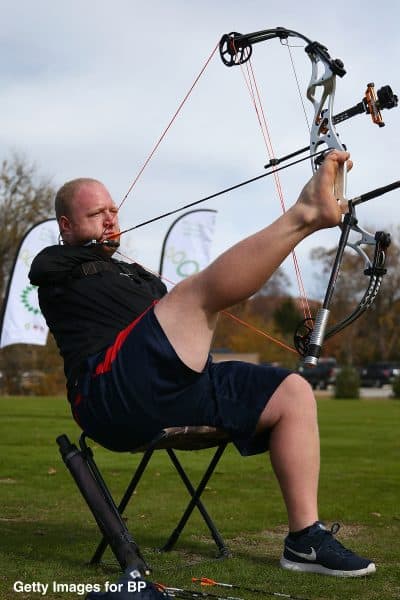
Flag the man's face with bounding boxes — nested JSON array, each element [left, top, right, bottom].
[[60, 181, 120, 253]]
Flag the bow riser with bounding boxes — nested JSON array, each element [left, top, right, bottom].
[[306, 59, 347, 202]]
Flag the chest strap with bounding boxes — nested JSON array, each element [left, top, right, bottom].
[[71, 260, 119, 278]]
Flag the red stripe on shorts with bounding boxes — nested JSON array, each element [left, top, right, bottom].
[[94, 301, 157, 375]]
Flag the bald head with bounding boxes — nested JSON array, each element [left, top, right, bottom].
[[55, 177, 104, 221]]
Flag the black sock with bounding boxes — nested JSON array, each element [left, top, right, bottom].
[[289, 524, 314, 538]]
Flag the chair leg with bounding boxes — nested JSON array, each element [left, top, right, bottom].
[[160, 444, 230, 557], [88, 447, 155, 566], [57, 434, 150, 574]]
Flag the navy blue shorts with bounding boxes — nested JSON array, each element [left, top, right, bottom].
[[71, 306, 292, 455]]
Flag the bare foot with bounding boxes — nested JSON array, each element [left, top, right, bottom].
[[293, 150, 353, 232]]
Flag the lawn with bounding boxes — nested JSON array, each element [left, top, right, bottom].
[[0, 396, 399, 600]]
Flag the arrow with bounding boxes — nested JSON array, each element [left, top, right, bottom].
[[192, 577, 310, 600]]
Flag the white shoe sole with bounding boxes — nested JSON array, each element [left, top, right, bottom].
[[280, 556, 376, 577]]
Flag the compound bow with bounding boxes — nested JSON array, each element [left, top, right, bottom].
[[219, 27, 398, 365]]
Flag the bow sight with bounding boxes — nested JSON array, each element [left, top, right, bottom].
[[334, 83, 398, 127]]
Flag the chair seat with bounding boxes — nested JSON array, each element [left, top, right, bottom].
[[133, 426, 230, 452]]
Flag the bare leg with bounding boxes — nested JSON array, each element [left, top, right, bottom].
[[256, 374, 320, 531], [154, 207, 313, 370], [154, 151, 350, 371]]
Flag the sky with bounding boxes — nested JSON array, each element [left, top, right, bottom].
[[1, 0, 399, 299]]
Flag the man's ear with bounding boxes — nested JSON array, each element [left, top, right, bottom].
[[59, 215, 71, 239]]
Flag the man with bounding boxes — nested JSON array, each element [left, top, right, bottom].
[[29, 150, 375, 577]]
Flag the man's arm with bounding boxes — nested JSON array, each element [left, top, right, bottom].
[[29, 245, 109, 286]]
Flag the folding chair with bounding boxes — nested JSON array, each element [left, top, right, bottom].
[[57, 425, 231, 573]]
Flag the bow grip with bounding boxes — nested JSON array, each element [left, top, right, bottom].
[[334, 157, 347, 204], [303, 308, 330, 366]]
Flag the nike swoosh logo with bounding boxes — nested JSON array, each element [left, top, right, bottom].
[[285, 546, 317, 561]]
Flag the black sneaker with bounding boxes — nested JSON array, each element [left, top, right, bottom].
[[280, 521, 376, 577]]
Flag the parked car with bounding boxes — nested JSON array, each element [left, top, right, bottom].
[[298, 357, 338, 390], [360, 362, 400, 387]]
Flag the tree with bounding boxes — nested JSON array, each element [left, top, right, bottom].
[[0, 153, 54, 300], [0, 153, 60, 395], [273, 297, 302, 336]]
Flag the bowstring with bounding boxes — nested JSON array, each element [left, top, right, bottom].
[[113, 39, 300, 354], [283, 39, 311, 132], [118, 41, 220, 210], [237, 52, 312, 321]]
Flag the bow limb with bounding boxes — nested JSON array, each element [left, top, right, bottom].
[[325, 227, 390, 338]]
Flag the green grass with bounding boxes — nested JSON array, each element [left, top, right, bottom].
[[0, 396, 399, 600]]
